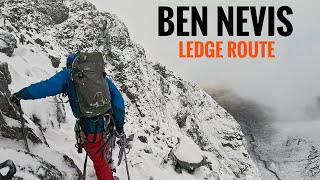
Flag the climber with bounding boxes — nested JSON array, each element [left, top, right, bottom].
[[10, 51, 125, 180]]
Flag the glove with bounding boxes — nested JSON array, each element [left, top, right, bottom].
[[116, 127, 124, 133], [116, 127, 124, 138], [115, 127, 125, 138], [10, 93, 20, 107], [115, 127, 128, 148]]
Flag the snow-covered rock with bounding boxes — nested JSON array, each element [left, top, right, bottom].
[[170, 136, 207, 173], [0, 160, 16, 179], [0, 147, 82, 180], [0, 0, 261, 179]]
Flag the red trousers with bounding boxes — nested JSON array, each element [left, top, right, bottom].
[[82, 133, 114, 180]]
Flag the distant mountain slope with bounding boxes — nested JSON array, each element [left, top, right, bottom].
[[206, 87, 320, 180]]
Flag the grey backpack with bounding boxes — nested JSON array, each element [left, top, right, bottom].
[[71, 51, 112, 117]]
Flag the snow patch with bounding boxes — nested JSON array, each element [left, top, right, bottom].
[[174, 136, 203, 164]]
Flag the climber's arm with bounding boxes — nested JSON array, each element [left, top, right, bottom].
[[16, 69, 70, 100]]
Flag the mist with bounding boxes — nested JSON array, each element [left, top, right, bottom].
[[89, 0, 320, 138]]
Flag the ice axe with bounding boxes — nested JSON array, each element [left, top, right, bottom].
[[17, 105, 29, 152], [10, 95, 30, 152]]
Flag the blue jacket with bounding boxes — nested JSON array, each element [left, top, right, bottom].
[[16, 69, 125, 134]]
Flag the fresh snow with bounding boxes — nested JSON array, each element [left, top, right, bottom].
[[174, 136, 203, 164]]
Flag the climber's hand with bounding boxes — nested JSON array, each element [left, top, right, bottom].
[[10, 93, 20, 107], [116, 127, 124, 138], [116, 128, 129, 149]]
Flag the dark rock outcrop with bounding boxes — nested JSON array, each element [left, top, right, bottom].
[[49, 4, 69, 24], [35, 38, 44, 47], [0, 160, 16, 179], [0, 62, 11, 84], [0, 61, 42, 145], [48, 55, 61, 68], [138, 136, 148, 143], [0, 62, 18, 120], [38, 1, 69, 24], [0, 32, 17, 56]]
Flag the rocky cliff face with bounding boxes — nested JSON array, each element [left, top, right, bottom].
[[0, 0, 261, 179]]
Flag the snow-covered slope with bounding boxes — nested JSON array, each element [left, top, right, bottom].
[[0, 0, 261, 179], [251, 135, 320, 180], [206, 87, 320, 180], [259, 131, 320, 180]]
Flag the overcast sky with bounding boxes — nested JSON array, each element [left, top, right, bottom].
[[89, 0, 320, 128]]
